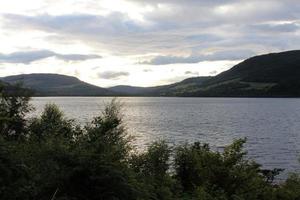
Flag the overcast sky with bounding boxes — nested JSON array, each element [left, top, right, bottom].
[[0, 0, 299, 87]]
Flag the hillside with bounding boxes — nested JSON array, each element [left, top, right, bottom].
[[109, 85, 154, 95], [169, 50, 300, 97], [110, 76, 212, 96], [111, 50, 300, 97], [0, 80, 32, 96], [1, 74, 113, 96], [1, 50, 300, 97]]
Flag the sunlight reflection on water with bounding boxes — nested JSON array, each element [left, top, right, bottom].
[[31, 97, 300, 177]]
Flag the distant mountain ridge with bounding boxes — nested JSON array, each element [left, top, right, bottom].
[[0, 79, 32, 95], [184, 50, 300, 97], [1, 73, 113, 96], [109, 77, 211, 96], [1, 50, 300, 97], [111, 50, 300, 97]]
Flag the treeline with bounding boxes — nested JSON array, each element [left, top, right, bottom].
[[1, 85, 300, 200]]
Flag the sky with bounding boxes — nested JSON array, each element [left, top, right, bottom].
[[0, 0, 299, 87]]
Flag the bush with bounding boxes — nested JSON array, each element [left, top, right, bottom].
[[276, 174, 300, 199], [1, 86, 300, 200], [174, 140, 277, 199], [131, 141, 174, 200], [0, 84, 32, 140]]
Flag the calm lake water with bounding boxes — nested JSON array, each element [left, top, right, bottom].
[[31, 97, 300, 176]]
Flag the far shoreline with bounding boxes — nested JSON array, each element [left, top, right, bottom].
[[31, 95, 300, 98]]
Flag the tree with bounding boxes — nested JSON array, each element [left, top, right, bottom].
[[131, 141, 174, 200], [1, 86, 300, 200], [29, 104, 80, 142], [174, 139, 277, 199], [0, 83, 33, 140]]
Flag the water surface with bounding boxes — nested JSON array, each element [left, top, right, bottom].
[[31, 97, 300, 175]]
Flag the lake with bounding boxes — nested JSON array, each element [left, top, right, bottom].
[[31, 97, 300, 176]]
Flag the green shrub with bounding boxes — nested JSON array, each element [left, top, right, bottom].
[[0, 84, 32, 140], [131, 141, 174, 200], [174, 140, 276, 199], [1, 85, 300, 200]]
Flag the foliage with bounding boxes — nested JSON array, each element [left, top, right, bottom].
[[0, 85, 300, 199], [174, 140, 276, 199], [130, 141, 174, 200], [0, 83, 33, 140]]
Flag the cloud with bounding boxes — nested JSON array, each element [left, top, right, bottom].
[[0, 50, 101, 64], [3, 13, 146, 35], [251, 22, 300, 33], [1, 0, 300, 64], [55, 54, 101, 61], [92, 66, 101, 70], [142, 50, 255, 65], [97, 71, 130, 80], [2, 13, 160, 55], [185, 71, 199, 76], [3, 1, 300, 58], [209, 70, 218, 75], [143, 69, 152, 72]]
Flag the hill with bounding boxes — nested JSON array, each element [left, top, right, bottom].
[[111, 50, 300, 97], [1, 74, 113, 96], [109, 76, 212, 96], [153, 50, 300, 97], [2, 50, 300, 97], [187, 50, 300, 97], [109, 85, 153, 96], [0, 80, 32, 96]]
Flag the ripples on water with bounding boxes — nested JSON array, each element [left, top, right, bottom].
[[31, 97, 300, 176]]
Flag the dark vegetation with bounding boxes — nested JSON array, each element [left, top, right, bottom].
[[1, 84, 300, 200]]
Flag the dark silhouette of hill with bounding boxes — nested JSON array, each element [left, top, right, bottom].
[[0, 80, 32, 95], [109, 76, 211, 96], [186, 50, 300, 97], [111, 50, 300, 97], [1, 50, 300, 97], [1, 74, 113, 96], [109, 85, 153, 95], [208, 50, 300, 84]]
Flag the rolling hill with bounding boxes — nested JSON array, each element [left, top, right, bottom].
[[109, 76, 211, 96], [0, 79, 33, 96], [110, 50, 300, 97], [181, 50, 300, 97], [1, 50, 300, 97], [1, 74, 113, 96]]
